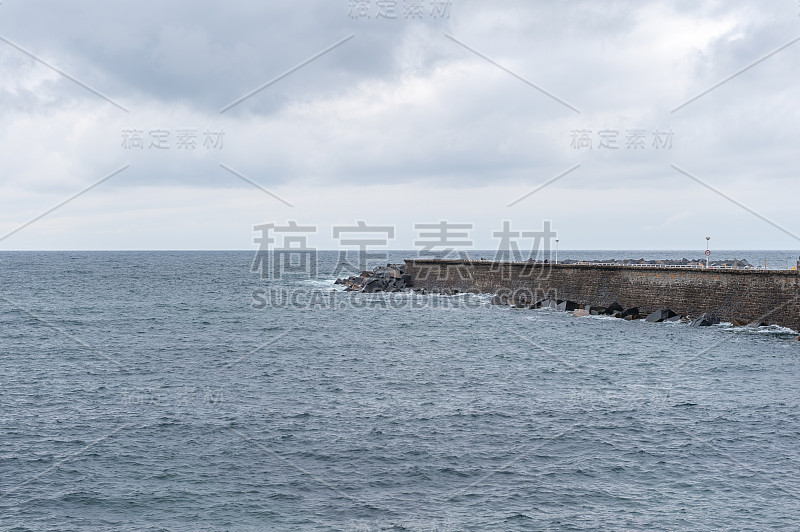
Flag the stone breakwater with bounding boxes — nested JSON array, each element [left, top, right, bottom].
[[402, 259, 800, 332]]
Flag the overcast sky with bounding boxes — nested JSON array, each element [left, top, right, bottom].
[[0, 0, 798, 250]]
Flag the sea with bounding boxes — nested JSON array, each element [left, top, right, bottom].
[[1, 250, 799, 531]]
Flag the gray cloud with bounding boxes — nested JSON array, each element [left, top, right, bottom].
[[0, 0, 798, 249]]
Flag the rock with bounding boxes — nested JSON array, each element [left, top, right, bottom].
[[385, 268, 403, 279], [749, 321, 768, 327], [645, 309, 677, 323], [691, 313, 720, 327], [611, 311, 623, 318], [556, 301, 567, 311], [362, 278, 387, 293], [338, 275, 365, 291], [621, 307, 640, 319], [563, 301, 580, 311], [796, 336, 800, 341], [590, 306, 605, 315], [604, 302, 624, 315], [573, 309, 590, 317], [732, 318, 749, 327]]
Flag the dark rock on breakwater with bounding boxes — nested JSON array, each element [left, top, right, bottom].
[[621, 307, 641, 319], [691, 313, 721, 327], [534, 299, 580, 311], [646, 309, 678, 323], [529, 299, 648, 320]]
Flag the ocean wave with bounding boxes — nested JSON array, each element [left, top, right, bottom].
[[724, 323, 799, 336]]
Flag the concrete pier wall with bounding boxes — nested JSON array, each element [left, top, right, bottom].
[[404, 259, 800, 331]]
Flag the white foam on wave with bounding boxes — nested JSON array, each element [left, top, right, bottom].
[[584, 314, 622, 322], [299, 279, 337, 288], [716, 323, 799, 336], [741, 324, 797, 335]]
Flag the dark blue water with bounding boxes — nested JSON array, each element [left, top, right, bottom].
[[1, 251, 799, 531]]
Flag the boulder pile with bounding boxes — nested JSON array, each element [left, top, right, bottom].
[[496, 296, 760, 328], [334, 264, 412, 293], [500, 297, 695, 324], [530, 299, 645, 319]]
